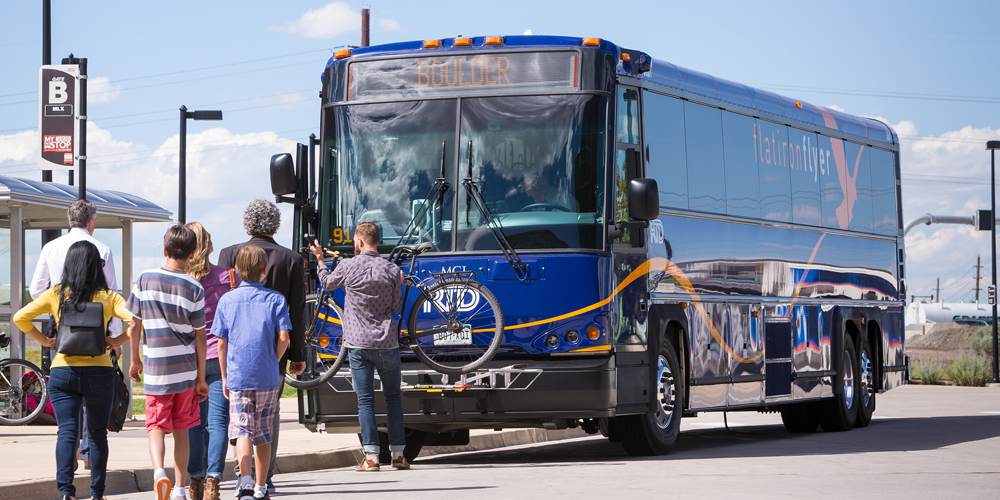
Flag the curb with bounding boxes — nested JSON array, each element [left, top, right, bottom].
[[0, 428, 585, 499]]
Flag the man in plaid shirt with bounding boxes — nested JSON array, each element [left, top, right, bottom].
[[214, 245, 291, 500]]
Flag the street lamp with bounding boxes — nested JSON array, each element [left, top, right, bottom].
[[988, 140, 1000, 384], [178, 106, 223, 224]]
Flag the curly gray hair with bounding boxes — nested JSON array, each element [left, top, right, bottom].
[[242, 199, 281, 236], [67, 199, 97, 228]]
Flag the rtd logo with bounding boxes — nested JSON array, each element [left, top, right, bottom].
[[753, 123, 833, 183], [422, 286, 482, 314]]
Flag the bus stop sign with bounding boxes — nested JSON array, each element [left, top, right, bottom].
[[38, 64, 80, 170]]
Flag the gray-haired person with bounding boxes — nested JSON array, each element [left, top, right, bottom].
[[29, 199, 121, 471], [218, 200, 306, 490]]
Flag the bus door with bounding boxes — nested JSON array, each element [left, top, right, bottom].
[[611, 85, 652, 410]]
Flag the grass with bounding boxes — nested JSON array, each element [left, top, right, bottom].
[[944, 355, 992, 387], [282, 384, 298, 398]]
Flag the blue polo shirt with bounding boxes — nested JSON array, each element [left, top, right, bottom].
[[212, 281, 292, 391]]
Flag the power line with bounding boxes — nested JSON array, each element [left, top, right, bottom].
[[0, 48, 331, 99]]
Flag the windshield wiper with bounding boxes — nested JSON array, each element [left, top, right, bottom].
[[462, 140, 530, 282], [393, 140, 449, 252]]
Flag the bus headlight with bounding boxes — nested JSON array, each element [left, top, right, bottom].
[[545, 334, 559, 348], [565, 330, 580, 344]]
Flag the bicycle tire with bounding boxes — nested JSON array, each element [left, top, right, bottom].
[[408, 278, 504, 374], [285, 295, 348, 390], [0, 358, 49, 426]]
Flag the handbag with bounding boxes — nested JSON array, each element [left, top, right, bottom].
[[107, 351, 130, 432], [56, 301, 106, 356]]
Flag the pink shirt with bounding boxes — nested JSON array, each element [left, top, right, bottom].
[[200, 264, 237, 359]]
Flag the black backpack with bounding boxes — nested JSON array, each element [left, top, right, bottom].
[[107, 351, 130, 432]]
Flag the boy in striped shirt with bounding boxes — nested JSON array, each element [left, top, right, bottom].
[[129, 225, 209, 500]]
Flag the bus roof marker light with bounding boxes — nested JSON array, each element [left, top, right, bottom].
[[453, 37, 472, 47], [334, 49, 351, 60], [620, 52, 631, 62], [423, 39, 441, 49], [582, 37, 601, 47], [794, 101, 803, 109], [484, 36, 503, 46]]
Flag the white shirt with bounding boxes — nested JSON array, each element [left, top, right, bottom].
[[30, 227, 118, 298], [29, 227, 122, 335]]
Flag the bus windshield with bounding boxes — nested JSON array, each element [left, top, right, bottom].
[[329, 94, 606, 251]]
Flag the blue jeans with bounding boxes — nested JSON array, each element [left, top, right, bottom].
[[188, 358, 229, 479], [348, 348, 405, 455], [47, 366, 114, 498]]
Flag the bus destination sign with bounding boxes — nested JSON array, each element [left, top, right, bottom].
[[348, 51, 578, 100]]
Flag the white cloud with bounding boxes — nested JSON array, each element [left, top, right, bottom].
[[522, 29, 534, 36], [88, 76, 120, 104], [0, 123, 297, 284], [275, 2, 400, 39], [899, 121, 1000, 300]]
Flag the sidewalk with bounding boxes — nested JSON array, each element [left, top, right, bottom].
[[0, 398, 583, 499]]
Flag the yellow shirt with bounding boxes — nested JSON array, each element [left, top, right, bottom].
[[13, 287, 133, 368]]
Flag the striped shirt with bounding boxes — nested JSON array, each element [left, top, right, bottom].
[[127, 268, 207, 395]]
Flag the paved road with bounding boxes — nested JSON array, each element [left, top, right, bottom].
[[119, 385, 1000, 499]]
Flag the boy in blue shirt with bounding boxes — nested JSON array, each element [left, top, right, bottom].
[[213, 245, 291, 500]]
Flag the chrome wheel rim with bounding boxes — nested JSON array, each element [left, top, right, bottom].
[[860, 349, 874, 409], [843, 350, 856, 410], [654, 355, 676, 430]]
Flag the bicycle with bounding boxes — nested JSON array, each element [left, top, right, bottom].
[[0, 331, 50, 425], [284, 242, 505, 389]]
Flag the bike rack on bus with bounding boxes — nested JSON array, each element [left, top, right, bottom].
[[321, 365, 543, 395]]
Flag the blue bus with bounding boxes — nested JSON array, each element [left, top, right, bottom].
[[273, 35, 906, 456]]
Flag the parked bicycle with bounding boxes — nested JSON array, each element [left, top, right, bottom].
[[0, 331, 49, 425], [285, 242, 504, 389]]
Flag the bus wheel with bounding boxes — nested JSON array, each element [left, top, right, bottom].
[[620, 333, 683, 456], [780, 403, 819, 433], [820, 337, 860, 432], [854, 337, 876, 428]]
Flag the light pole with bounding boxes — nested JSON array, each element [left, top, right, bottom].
[[988, 140, 1000, 384], [178, 106, 222, 223]]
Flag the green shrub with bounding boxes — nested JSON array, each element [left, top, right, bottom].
[[910, 360, 945, 384], [944, 355, 991, 387], [972, 330, 994, 358]]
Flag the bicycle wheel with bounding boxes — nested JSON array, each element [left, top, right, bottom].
[[285, 294, 348, 389], [0, 358, 48, 426], [407, 277, 504, 374]]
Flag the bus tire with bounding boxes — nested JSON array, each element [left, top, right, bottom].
[[855, 336, 877, 428], [620, 333, 683, 456], [780, 403, 819, 433], [820, 337, 860, 432]]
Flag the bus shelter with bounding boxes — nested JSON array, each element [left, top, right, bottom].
[[0, 175, 171, 371]]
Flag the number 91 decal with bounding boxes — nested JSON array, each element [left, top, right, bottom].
[[331, 227, 353, 244]]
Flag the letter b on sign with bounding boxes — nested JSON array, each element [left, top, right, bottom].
[[48, 80, 68, 104]]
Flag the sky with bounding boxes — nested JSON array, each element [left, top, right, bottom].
[[2, 0, 1000, 302]]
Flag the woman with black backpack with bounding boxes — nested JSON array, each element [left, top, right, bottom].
[[13, 240, 140, 500]]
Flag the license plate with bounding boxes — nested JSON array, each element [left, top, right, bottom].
[[434, 324, 472, 345]]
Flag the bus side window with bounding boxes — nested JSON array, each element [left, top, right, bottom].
[[788, 128, 821, 226], [683, 102, 725, 214], [843, 141, 874, 233], [722, 111, 760, 218], [756, 120, 792, 222], [870, 148, 898, 235], [642, 91, 688, 209], [617, 87, 640, 145]]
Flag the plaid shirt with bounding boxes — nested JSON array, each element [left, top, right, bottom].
[[317, 251, 402, 349]]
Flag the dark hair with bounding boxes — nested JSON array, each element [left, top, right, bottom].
[[355, 222, 380, 246], [163, 224, 197, 260], [58, 241, 109, 310]]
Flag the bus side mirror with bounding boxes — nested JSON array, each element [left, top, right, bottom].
[[628, 178, 659, 221], [270, 153, 297, 197]]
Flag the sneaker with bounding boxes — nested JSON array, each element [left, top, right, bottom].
[[154, 469, 173, 500], [253, 485, 269, 499], [355, 454, 380, 472], [204, 477, 221, 500], [170, 486, 190, 500], [189, 476, 205, 500], [391, 455, 410, 470], [236, 476, 255, 500]]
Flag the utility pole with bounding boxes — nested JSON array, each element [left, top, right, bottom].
[[975, 255, 983, 303], [361, 7, 370, 47], [936, 277, 941, 303]]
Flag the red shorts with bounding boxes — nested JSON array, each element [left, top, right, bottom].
[[145, 388, 200, 433]]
